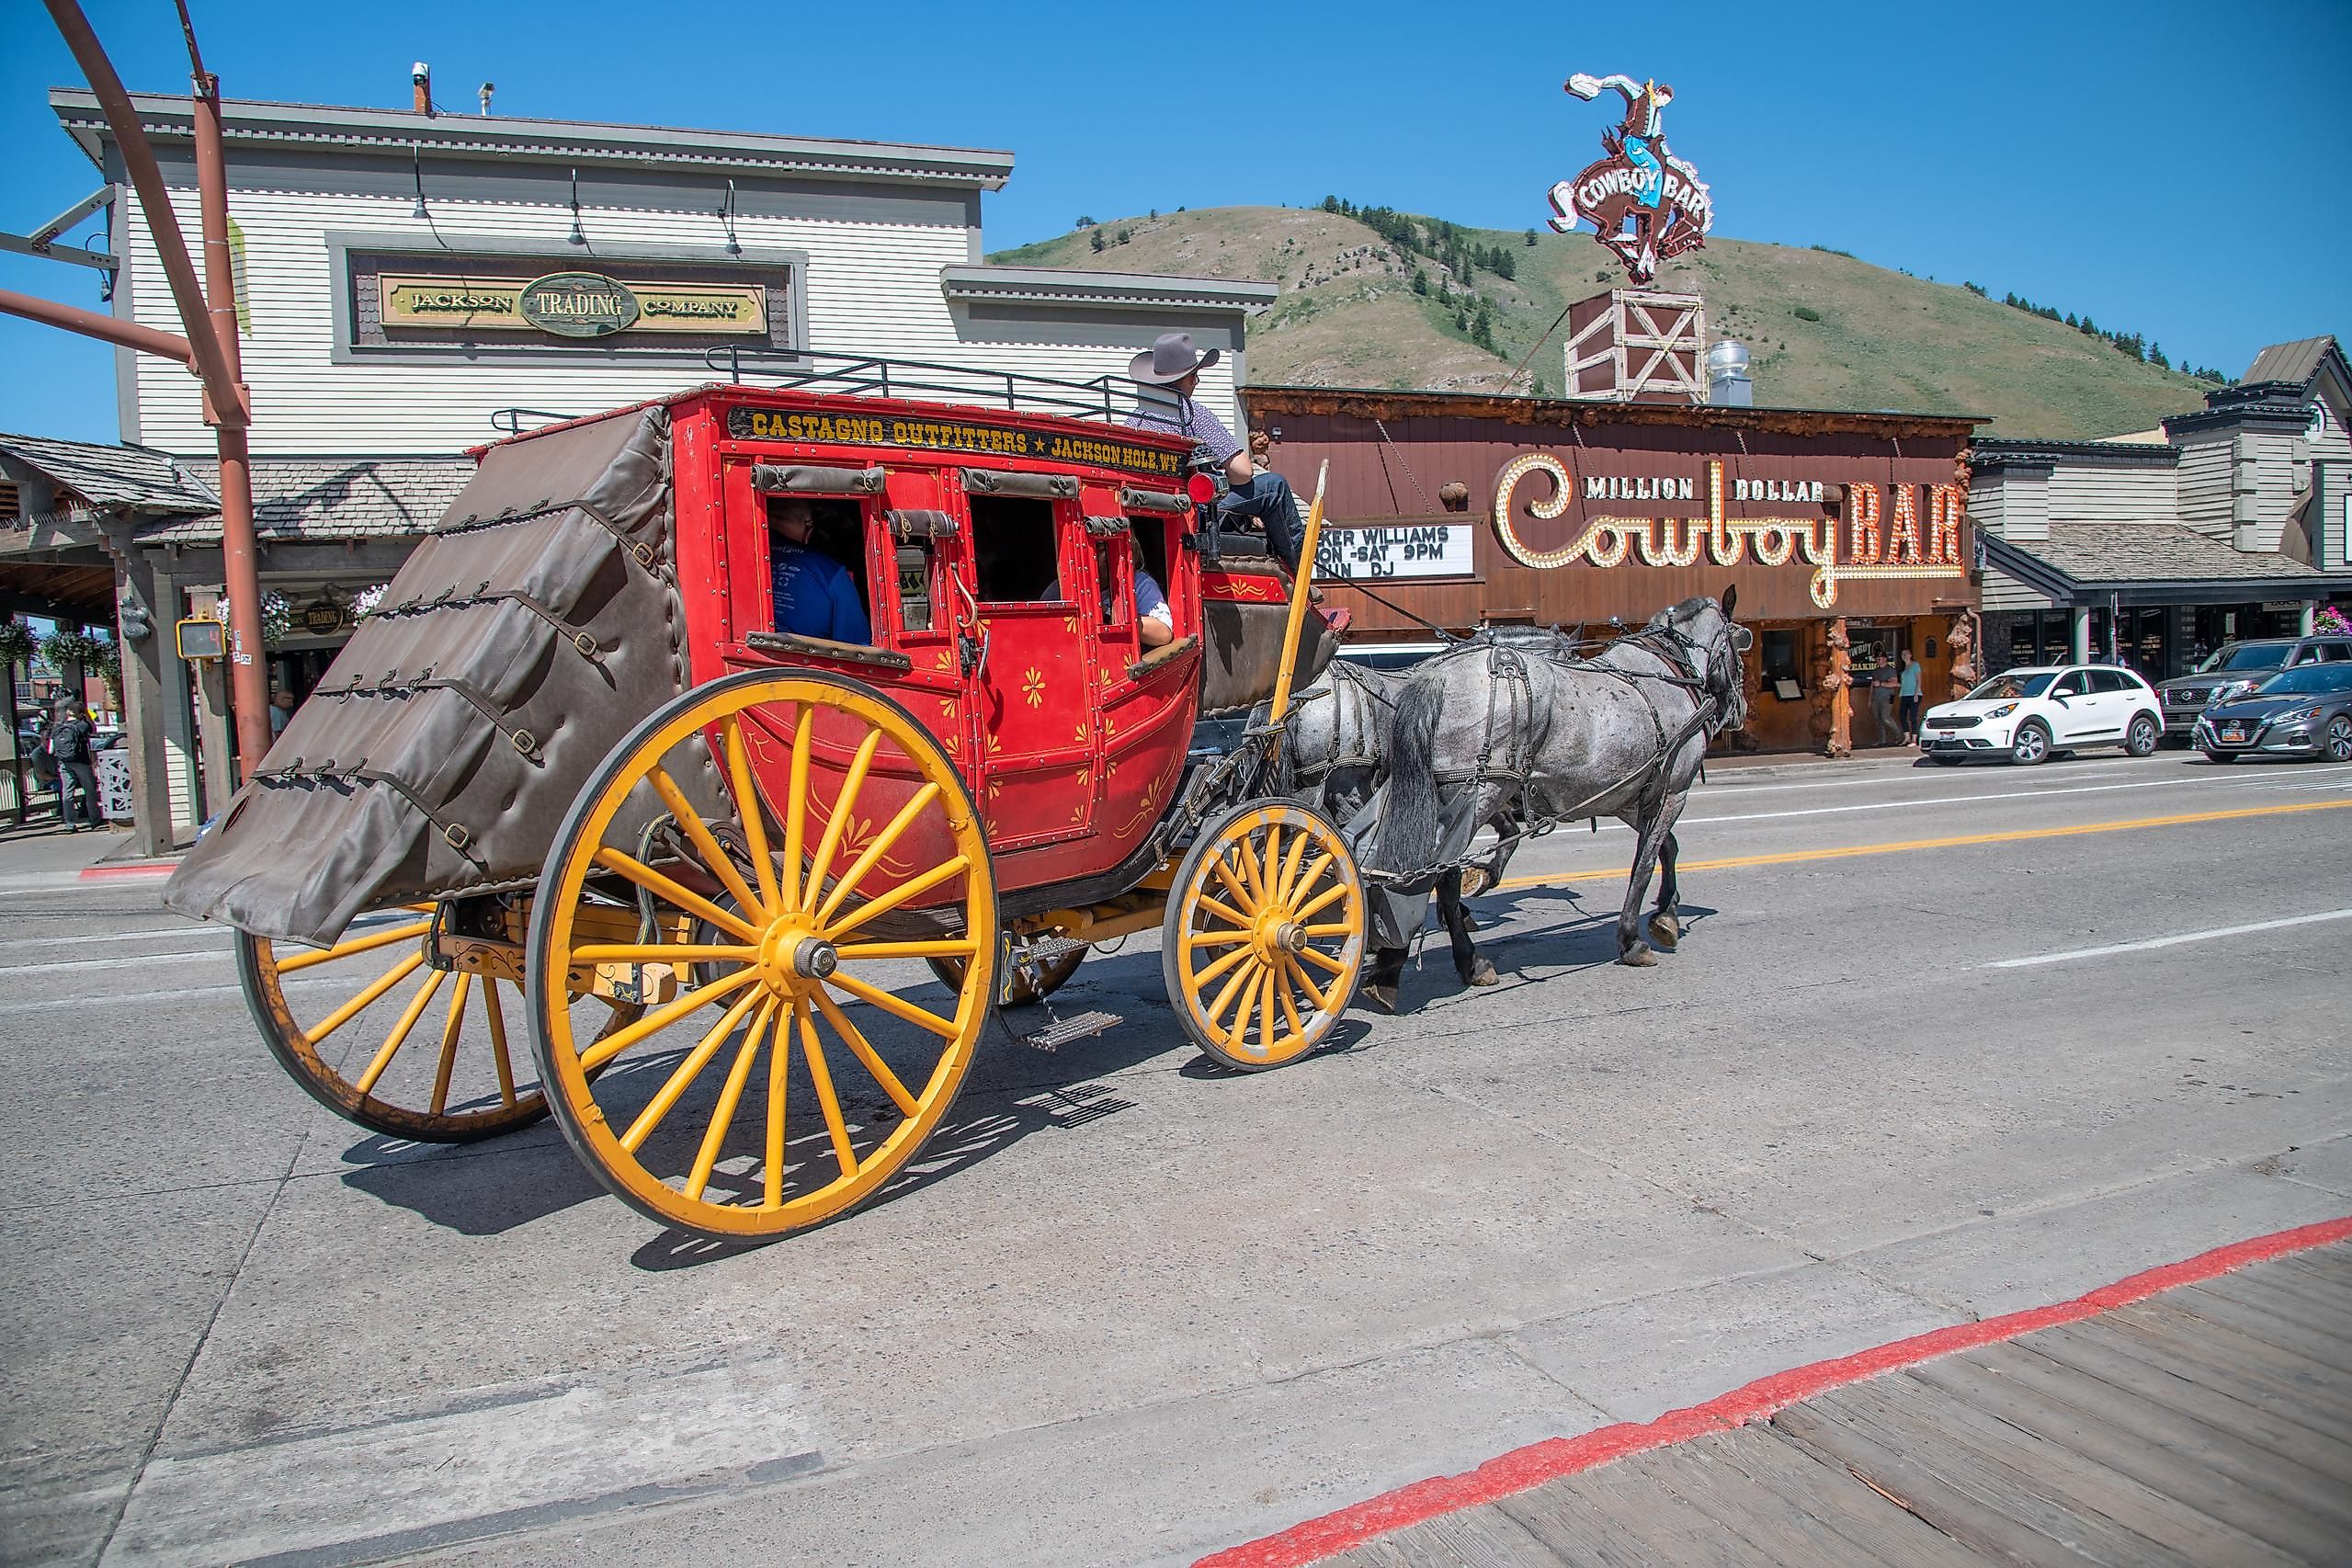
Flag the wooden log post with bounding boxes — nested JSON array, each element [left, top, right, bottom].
[[1824, 616, 1852, 758]]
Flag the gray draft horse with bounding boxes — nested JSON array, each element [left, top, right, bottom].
[[1359, 589, 1750, 1008], [1260, 660, 1403, 824]]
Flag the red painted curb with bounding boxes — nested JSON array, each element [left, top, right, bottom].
[[77, 862, 180, 881], [1198, 1214, 2352, 1568]]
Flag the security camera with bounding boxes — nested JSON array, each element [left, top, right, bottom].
[[412, 62, 430, 83]]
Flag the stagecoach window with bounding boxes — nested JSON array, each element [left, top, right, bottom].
[[768, 496, 872, 621], [970, 496, 1065, 603]]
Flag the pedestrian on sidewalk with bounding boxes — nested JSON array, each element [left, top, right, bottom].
[[1897, 648, 1922, 743], [47, 699, 103, 832], [1868, 655, 1897, 745]]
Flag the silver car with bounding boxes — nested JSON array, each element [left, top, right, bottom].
[[2158, 636, 2352, 738]]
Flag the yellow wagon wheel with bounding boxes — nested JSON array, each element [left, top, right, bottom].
[[1163, 799, 1365, 1072], [240, 902, 597, 1143], [527, 669, 996, 1241]]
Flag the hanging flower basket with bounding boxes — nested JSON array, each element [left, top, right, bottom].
[[0, 618, 36, 670], [210, 591, 294, 648]]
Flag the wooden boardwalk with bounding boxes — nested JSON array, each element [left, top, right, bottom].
[[1324, 1244, 2352, 1567]]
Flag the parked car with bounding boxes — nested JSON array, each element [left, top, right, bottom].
[[2156, 635, 2352, 739], [1918, 665, 2163, 765], [2192, 663, 2352, 762]]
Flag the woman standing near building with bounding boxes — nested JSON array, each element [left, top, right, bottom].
[[1897, 648, 1922, 743]]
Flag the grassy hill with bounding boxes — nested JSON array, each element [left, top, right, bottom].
[[989, 207, 2224, 439]]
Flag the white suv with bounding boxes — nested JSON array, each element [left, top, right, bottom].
[[1918, 665, 2164, 765]]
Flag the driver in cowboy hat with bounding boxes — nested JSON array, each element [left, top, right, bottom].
[[1125, 334, 1309, 574]]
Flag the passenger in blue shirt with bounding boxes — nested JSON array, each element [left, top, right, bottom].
[[770, 498, 870, 643]]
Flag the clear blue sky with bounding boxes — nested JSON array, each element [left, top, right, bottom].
[[4, 0, 2346, 447]]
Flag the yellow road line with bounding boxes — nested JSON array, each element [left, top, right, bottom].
[[1495, 797, 2352, 891]]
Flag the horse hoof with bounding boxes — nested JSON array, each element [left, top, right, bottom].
[[1465, 959, 1500, 987], [1648, 914, 1680, 950], [1619, 943, 1657, 968], [1460, 911, 1482, 932], [1365, 984, 1400, 1014]]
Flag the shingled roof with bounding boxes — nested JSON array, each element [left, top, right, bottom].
[[0, 432, 217, 514], [139, 455, 475, 544], [2022, 524, 2327, 585]]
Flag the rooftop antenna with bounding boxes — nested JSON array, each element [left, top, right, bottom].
[[478, 81, 494, 116]]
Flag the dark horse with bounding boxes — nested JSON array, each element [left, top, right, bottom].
[[1358, 590, 1750, 1008]]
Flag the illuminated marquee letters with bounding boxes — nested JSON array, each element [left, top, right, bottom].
[[1490, 453, 1967, 608]]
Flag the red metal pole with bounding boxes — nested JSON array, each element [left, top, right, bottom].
[[189, 69, 272, 780], [0, 288, 194, 363], [38, 0, 272, 781]]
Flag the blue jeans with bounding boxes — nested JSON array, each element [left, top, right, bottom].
[[1217, 471, 1303, 573]]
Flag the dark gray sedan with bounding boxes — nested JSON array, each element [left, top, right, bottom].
[[2193, 663, 2352, 762]]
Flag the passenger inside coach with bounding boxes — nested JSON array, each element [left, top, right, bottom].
[[768, 496, 871, 643]]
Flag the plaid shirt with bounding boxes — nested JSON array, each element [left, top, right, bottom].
[[1126, 392, 1240, 469]]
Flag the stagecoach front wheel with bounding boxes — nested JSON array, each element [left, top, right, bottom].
[[241, 901, 608, 1143], [528, 670, 996, 1242], [1163, 800, 1365, 1072]]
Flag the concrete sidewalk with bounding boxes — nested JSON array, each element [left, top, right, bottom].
[[1207, 1224, 2352, 1567]]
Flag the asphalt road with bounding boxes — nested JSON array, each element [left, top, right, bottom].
[[4, 747, 2348, 1567]]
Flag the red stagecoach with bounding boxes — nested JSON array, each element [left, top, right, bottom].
[[166, 358, 1361, 1241]]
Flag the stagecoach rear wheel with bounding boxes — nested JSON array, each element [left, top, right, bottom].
[[244, 909, 540, 1143], [1163, 799, 1365, 1072], [241, 898, 636, 1143], [528, 670, 996, 1242]]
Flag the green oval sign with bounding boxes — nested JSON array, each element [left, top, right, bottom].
[[517, 272, 640, 337]]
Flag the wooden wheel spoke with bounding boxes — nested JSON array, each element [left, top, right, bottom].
[[591, 847, 762, 943], [818, 854, 970, 944], [569, 942, 758, 965], [806, 728, 884, 904], [648, 767, 764, 921], [580, 966, 762, 1073], [1233, 836, 1269, 909], [1196, 893, 1251, 929], [1210, 856, 1257, 916], [312, 949, 426, 1042], [1185, 926, 1250, 950], [1275, 827, 1312, 908], [1274, 958, 1306, 1040], [1259, 823, 1282, 907], [832, 937, 978, 961], [1190, 942, 1255, 990], [796, 1001, 860, 1181], [780, 705, 814, 914], [482, 981, 518, 1108], [687, 996, 776, 1202], [1296, 944, 1348, 975], [1287, 952, 1335, 1015], [812, 986, 922, 1119], [276, 919, 429, 973], [1203, 955, 1260, 1030], [817, 779, 942, 923], [722, 715, 784, 916], [1292, 878, 1347, 923], [354, 967, 447, 1096], [619, 983, 768, 1153], [428, 971, 472, 1115], [1302, 922, 1355, 938], [825, 970, 962, 1040], [763, 994, 791, 1210]]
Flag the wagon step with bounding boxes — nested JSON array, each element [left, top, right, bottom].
[[1018, 1008, 1120, 1052]]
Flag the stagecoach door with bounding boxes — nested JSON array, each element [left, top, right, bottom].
[[960, 481, 1099, 848]]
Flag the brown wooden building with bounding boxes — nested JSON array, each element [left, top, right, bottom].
[[1244, 388, 1984, 754]]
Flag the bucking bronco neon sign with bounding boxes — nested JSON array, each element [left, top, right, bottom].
[[1548, 73, 1714, 286]]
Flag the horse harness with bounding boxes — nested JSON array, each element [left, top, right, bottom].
[[1365, 622, 1732, 889]]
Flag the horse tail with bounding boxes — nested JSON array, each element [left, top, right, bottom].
[[1370, 669, 1447, 883]]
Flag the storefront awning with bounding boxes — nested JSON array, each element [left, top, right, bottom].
[[1983, 524, 2352, 607]]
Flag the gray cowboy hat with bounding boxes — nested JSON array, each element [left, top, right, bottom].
[[1129, 331, 1221, 385]]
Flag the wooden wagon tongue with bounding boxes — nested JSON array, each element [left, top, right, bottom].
[[163, 408, 693, 949]]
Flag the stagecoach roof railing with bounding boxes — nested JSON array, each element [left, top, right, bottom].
[[703, 345, 1179, 426]]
